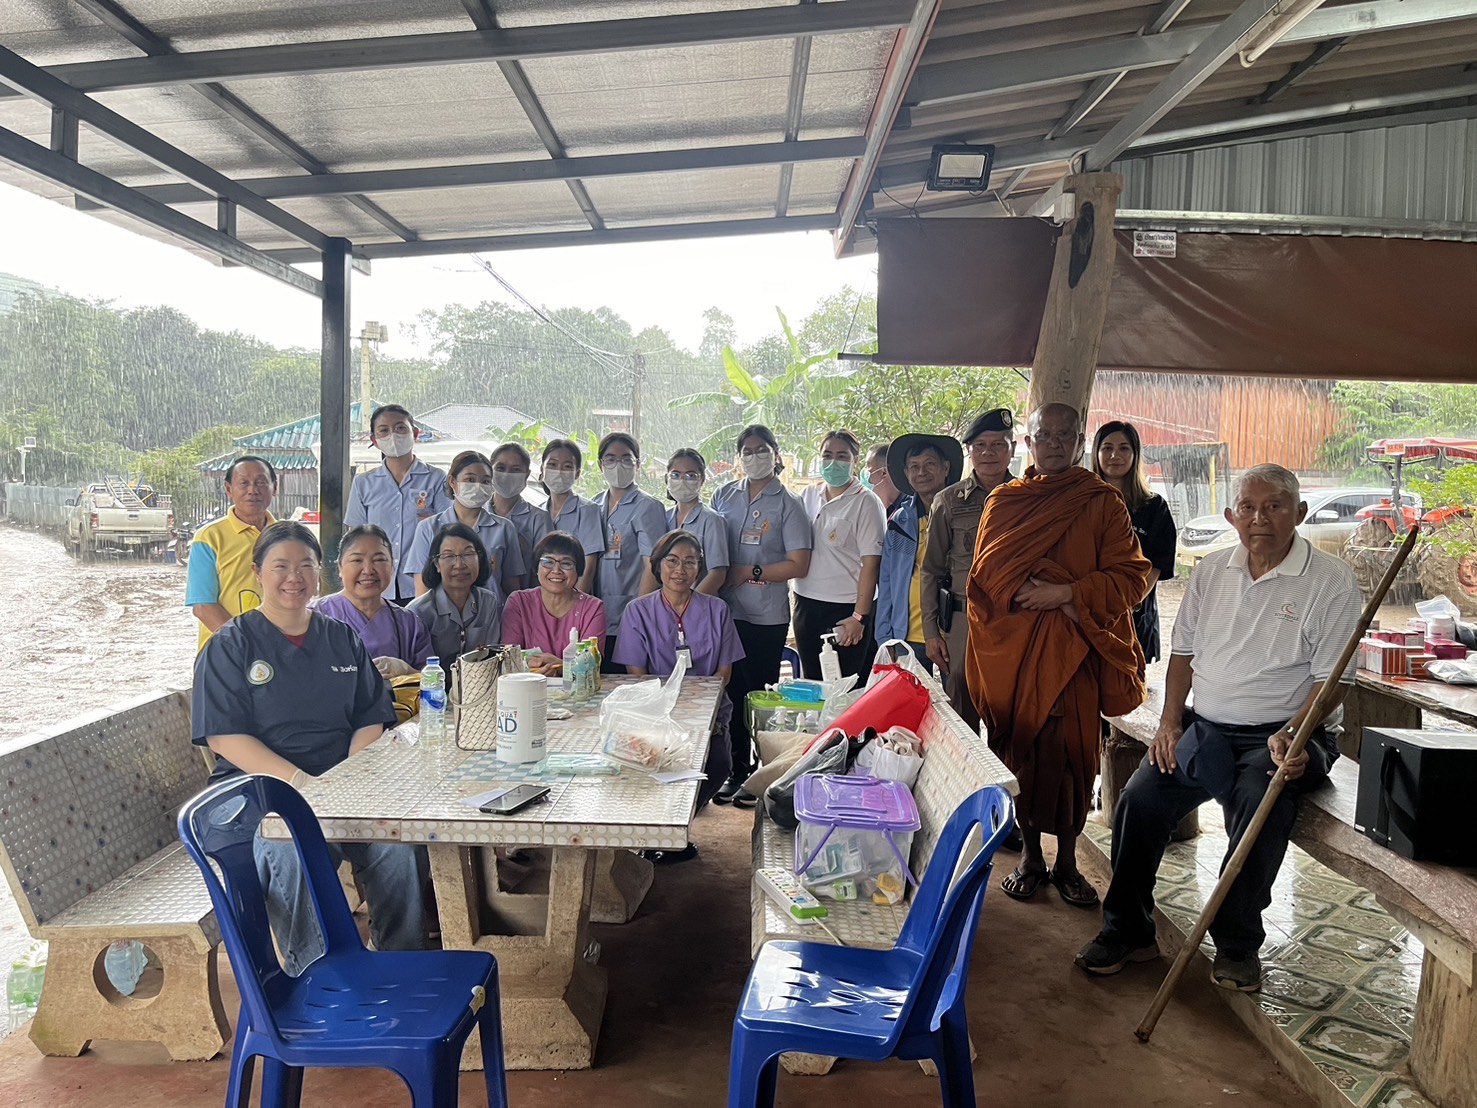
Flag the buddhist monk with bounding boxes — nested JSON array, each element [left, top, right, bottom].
[[966, 403, 1150, 908]]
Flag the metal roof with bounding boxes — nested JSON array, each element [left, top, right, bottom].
[[1, 1, 1476, 289], [418, 402, 558, 439]]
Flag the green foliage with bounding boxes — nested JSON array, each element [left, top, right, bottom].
[[816, 360, 1024, 447], [135, 425, 254, 523], [1318, 381, 1477, 474]]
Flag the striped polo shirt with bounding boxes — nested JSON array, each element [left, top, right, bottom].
[[1172, 536, 1361, 728]]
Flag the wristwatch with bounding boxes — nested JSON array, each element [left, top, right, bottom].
[[751, 563, 763, 582], [851, 612, 867, 623]]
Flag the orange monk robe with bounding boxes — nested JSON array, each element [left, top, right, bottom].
[[965, 467, 1150, 836]]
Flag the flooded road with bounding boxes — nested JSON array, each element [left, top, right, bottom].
[[2, 524, 197, 1031], [2, 524, 197, 743]]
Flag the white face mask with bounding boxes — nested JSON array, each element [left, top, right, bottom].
[[740, 453, 775, 481], [378, 430, 415, 459], [455, 483, 492, 509], [603, 461, 638, 489], [543, 470, 576, 495], [668, 475, 703, 503], [492, 473, 527, 500]]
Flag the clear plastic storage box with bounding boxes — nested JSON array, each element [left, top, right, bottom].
[[793, 774, 920, 903]]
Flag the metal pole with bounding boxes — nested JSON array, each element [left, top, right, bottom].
[[319, 238, 352, 593], [630, 352, 646, 442]]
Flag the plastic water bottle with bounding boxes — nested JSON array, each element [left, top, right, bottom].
[[819, 633, 842, 684], [103, 939, 146, 996], [562, 630, 583, 698], [420, 656, 447, 743], [6, 941, 47, 1030]]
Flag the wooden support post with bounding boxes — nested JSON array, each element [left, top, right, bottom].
[[1026, 172, 1123, 421]]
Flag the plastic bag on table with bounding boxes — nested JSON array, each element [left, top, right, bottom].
[[1416, 595, 1461, 640], [868, 638, 926, 685], [1425, 659, 1477, 685], [600, 655, 693, 771], [816, 672, 862, 730], [853, 725, 925, 788], [825, 666, 932, 739]]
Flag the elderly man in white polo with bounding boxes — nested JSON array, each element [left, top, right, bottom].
[[1075, 463, 1361, 991]]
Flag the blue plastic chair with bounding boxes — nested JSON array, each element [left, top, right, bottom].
[[781, 645, 803, 680], [177, 775, 509, 1108], [727, 785, 1015, 1107]]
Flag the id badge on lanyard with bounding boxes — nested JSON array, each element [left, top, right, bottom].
[[675, 636, 693, 669]]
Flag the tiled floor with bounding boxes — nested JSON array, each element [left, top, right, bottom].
[[1083, 807, 1438, 1108]]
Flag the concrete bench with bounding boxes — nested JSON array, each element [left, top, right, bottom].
[[749, 679, 1017, 1075], [1102, 689, 1477, 1108], [0, 690, 229, 1061]]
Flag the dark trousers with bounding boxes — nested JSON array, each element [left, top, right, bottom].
[[728, 621, 789, 779], [1100, 716, 1331, 955], [792, 594, 873, 681]]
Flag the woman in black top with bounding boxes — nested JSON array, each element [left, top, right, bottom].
[[1093, 421, 1177, 666]]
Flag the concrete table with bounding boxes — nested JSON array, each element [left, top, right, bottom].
[[286, 674, 725, 1070]]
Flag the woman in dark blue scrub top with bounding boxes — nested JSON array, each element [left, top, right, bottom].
[[192, 521, 424, 975], [710, 424, 813, 806]]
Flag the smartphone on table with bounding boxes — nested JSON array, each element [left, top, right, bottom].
[[478, 784, 551, 815]]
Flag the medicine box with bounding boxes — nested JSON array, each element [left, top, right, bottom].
[[793, 774, 920, 902]]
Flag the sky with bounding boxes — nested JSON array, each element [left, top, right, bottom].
[[0, 181, 878, 357]]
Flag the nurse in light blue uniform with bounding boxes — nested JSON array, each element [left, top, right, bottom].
[[593, 432, 668, 671], [343, 403, 450, 602], [489, 443, 554, 571], [539, 438, 605, 594], [407, 522, 504, 664], [710, 424, 813, 803], [404, 450, 525, 597], [661, 448, 730, 596]]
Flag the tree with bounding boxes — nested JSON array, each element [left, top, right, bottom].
[[815, 361, 1025, 447], [1318, 380, 1477, 476], [136, 424, 255, 523]]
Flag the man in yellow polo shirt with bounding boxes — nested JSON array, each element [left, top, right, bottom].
[[186, 455, 278, 649]]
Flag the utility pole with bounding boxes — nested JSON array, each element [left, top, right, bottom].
[[358, 321, 388, 421], [630, 353, 646, 441]]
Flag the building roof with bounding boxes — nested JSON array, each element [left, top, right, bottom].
[[1, 0, 1474, 281], [199, 400, 449, 471], [418, 402, 561, 441]]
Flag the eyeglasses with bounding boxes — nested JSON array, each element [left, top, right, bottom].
[[968, 439, 1012, 454], [667, 472, 703, 483], [661, 556, 702, 572], [739, 447, 774, 459], [538, 556, 578, 572], [1031, 432, 1079, 446], [435, 552, 478, 565]]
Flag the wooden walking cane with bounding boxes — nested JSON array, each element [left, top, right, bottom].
[[1134, 523, 1421, 1044]]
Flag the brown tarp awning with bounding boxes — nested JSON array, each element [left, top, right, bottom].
[[875, 219, 1477, 382]]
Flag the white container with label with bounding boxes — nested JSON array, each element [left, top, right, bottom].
[[496, 673, 548, 765]]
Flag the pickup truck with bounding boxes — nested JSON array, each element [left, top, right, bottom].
[[65, 478, 174, 560]]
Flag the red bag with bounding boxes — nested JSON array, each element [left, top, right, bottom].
[[823, 666, 931, 738]]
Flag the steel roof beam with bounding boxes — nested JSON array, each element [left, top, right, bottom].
[[3, 0, 915, 95], [834, 0, 943, 253], [68, 0, 415, 242], [906, 0, 1477, 108], [777, 0, 819, 217], [263, 214, 838, 264], [457, 0, 604, 232], [1254, 36, 1349, 104], [0, 42, 329, 250], [128, 137, 867, 205], [0, 122, 321, 295]]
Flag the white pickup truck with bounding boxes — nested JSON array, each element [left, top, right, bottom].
[[65, 477, 174, 560]]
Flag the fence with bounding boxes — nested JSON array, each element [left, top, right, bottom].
[[2, 483, 72, 528]]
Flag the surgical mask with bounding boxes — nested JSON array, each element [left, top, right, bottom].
[[859, 470, 874, 490], [454, 483, 492, 509], [603, 461, 638, 489], [820, 461, 853, 488], [493, 473, 527, 499], [740, 453, 775, 481], [668, 475, 703, 503], [379, 430, 415, 459], [543, 470, 576, 495]]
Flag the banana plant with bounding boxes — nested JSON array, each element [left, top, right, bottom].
[[672, 308, 847, 471]]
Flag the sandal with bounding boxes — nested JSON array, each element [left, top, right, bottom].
[[1000, 866, 1050, 900], [1050, 869, 1100, 908]]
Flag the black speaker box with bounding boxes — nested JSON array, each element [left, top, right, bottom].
[[1355, 728, 1477, 866]]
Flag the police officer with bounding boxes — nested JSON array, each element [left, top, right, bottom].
[[922, 408, 1017, 731]]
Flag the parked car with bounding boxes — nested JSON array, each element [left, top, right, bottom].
[[65, 477, 174, 561], [1176, 486, 1420, 571]]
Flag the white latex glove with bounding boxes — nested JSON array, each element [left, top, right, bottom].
[[373, 656, 417, 679]]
